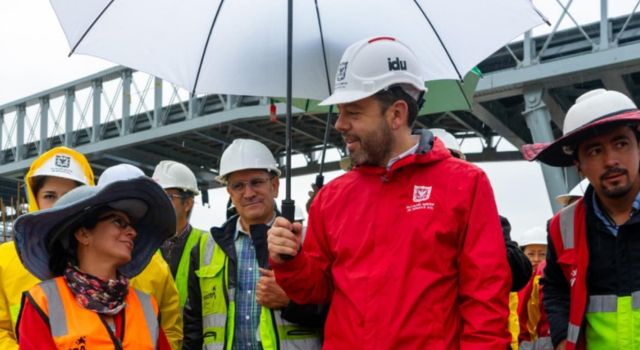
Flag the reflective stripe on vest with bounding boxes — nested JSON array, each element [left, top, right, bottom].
[[559, 201, 578, 249], [198, 234, 321, 350], [136, 289, 160, 347], [520, 336, 553, 350], [176, 227, 206, 308], [567, 322, 581, 344], [39, 279, 68, 337], [198, 234, 230, 350], [29, 277, 158, 349], [554, 200, 586, 350]]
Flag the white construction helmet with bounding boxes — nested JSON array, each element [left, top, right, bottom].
[[98, 164, 145, 186], [430, 128, 461, 153], [525, 89, 640, 166], [29, 147, 93, 186], [319, 36, 426, 106], [518, 227, 548, 247], [152, 160, 200, 195], [556, 178, 589, 206], [216, 139, 281, 184]]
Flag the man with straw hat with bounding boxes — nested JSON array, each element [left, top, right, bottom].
[[523, 88, 640, 350]]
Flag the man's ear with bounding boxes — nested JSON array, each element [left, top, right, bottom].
[[388, 100, 409, 130], [185, 197, 194, 212]]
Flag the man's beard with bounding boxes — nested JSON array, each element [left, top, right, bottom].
[[347, 122, 393, 167], [599, 167, 634, 199]]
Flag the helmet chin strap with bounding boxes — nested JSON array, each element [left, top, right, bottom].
[[416, 90, 426, 110]]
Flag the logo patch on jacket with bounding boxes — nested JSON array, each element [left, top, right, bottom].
[[413, 186, 431, 202], [407, 185, 435, 212]]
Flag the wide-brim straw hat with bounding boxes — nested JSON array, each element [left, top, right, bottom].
[[555, 178, 590, 206], [13, 177, 175, 280], [522, 89, 640, 167]]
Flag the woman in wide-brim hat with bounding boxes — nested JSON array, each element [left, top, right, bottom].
[[14, 177, 175, 350]]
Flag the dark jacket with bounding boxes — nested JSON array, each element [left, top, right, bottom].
[[182, 215, 323, 349], [542, 187, 640, 346], [501, 216, 532, 291]]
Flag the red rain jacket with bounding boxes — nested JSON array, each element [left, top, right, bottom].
[[273, 133, 511, 350]]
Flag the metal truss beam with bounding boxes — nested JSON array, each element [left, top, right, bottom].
[[472, 103, 526, 149], [476, 42, 640, 101], [0, 104, 296, 177]]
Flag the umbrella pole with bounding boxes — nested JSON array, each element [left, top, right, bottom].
[[281, 0, 295, 223], [315, 105, 334, 189]]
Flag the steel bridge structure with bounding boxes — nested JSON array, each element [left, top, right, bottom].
[[0, 0, 639, 212]]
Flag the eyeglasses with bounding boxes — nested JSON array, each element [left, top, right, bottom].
[[228, 176, 273, 194], [166, 193, 188, 201], [98, 214, 133, 231]]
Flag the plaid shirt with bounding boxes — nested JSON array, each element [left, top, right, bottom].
[[233, 216, 274, 350]]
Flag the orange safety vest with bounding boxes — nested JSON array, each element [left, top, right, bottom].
[[24, 277, 159, 349], [548, 198, 588, 350]]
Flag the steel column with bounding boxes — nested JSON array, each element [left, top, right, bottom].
[[122, 70, 132, 136], [154, 77, 162, 127], [65, 89, 75, 147], [523, 88, 566, 213], [92, 80, 102, 143], [600, 0, 610, 50], [0, 110, 4, 162], [16, 105, 25, 161], [188, 93, 198, 119], [39, 97, 49, 154]]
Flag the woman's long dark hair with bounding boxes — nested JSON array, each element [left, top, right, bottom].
[[47, 206, 112, 276]]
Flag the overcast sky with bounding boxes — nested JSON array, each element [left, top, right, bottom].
[[0, 0, 637, 242]]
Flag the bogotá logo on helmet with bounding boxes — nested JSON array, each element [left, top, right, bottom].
[[388, 57, 407, 71], [55, 155, 71, 168], [336, 62, 349, 82]]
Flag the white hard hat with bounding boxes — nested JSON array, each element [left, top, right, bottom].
[[319, 36, 426, 106], [152, 160, 200, 195], [555, 178, 589, 206], [216, 139, 281, 184], [429, 128, 461, 153], [518, 227, 548, 247], [525, 89, 640, 166], [98, 164, 145, 186], [31, 149, 92, 185]]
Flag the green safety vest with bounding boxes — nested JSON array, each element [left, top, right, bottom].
[[553, 199, 640, 349], [176, 227, 207, 308], [585, 293, 640, 350], [196, 234, 321, 350]]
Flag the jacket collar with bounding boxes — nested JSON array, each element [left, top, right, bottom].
[[353, 129, 451, 180], [210, 211, 278, 268]]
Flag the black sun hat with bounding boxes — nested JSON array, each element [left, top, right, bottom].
[[13, 177, 175, 280]]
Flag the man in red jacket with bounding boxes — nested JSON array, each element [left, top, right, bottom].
[[267, 36, 511, 349]]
